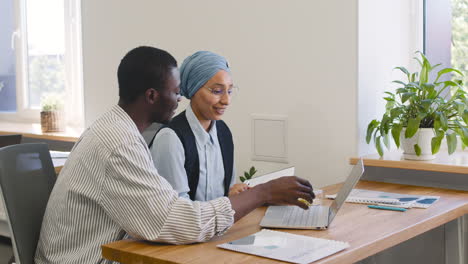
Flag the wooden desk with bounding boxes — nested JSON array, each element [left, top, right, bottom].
[[0, 121, 81, 142], [101, 181, 468, 264], [350, 151, 468, 263], [350, 150, 468, 174]]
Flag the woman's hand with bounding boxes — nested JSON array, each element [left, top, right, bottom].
[[228, 183, 250, 196]]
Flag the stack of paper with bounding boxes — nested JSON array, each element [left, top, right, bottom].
[[326, 189, 440, 208], [245, 167, 295, 186], [218, 229, 349, 264]]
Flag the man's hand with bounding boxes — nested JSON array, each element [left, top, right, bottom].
[[229, 176, 315, 222], [228, 183, 249, 196], [259, 176, 315, 210]]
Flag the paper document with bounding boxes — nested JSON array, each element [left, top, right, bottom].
[[245, 167, 295, 187], [50, 150, 70, 159], [326, 189, 440, 208], [218, 229, 349, 264], [50, 151, 70, 168]]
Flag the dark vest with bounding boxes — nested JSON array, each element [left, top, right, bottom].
[[149, 111, 233, 200]]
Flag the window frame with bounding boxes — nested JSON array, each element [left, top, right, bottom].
[[0, 0, 84, 128]]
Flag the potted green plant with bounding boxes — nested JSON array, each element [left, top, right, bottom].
[[366, 52, 467, 160], [40, 93, 65, 132], [240, 166, 257, 183]]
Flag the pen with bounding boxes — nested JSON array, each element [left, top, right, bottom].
[[297, 198, 312, 207], [376, 203, 412, 209], [368, 205, 407, 212]]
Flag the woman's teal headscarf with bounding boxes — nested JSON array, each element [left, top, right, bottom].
[[179, 51, 230, 99]]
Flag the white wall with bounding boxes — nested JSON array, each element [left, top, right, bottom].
[[358, 0, 423, 156], [81, 0, 357, 188]]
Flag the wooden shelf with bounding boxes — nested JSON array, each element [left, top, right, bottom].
[[350, 150, 468, 174], [0, 121, 81, 142]]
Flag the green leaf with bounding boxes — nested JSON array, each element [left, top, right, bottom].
[[405, 118, 421, 138], [407, 82, 421, 89], [380, 114, 391, 135], [454, 101, 465, 116], [419, 55, 430, 84], [249, 166, 255, 175], [431, 63, 442, 71], [366, 120, 378, 144], [463, 109, 468, 125], [396, 88, 407, 94], [420, 99, 433, 111], [431, 134, 443, 154], [402, 92, 416, 103], [392, 80, 406, 86], [421, 83, 435, 91], [383, 133, 391, 150], [446, 133, 457, 155], [385, 101, 395, 114], [391, 123, 403, 148], [443, 80, 461, 88], [244, 172, 250, 178], [411, 72, 418, 82], [439, 112, 448, 130], [240, 176, 246, 182], [413, 56, 423, 67], [434, 116, 441, 131], [427, 89, 438, 99], [394, 67, 410, 79], [390, 108, 401, 119], [456, 123, 468, 146], [414, 144, 421, 156], [375, 136, 384, 157], [435, 68, 464, 83]]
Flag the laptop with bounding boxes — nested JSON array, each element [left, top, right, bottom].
[[260, 159, 364, 230]]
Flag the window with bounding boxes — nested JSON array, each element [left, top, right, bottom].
[[0, 0, 83, 127], [424, 0, 468, 90], [451, 0, 468, 88]]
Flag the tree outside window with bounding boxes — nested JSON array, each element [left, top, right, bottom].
[[451, 0, 468, 90]]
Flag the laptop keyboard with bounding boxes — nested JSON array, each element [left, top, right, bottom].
[[281, 206, 323, 227]]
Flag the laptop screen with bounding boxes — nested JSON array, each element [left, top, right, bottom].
[[327, 159, 364, 224]]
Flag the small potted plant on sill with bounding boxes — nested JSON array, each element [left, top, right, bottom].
[[40, 93, 65, 133], [366, 52, 467, 160]]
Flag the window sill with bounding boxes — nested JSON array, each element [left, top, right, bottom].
[[0, 121, 82, 142]]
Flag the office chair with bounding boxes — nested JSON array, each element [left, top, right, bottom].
[[0, 134, 22, 148], [0, 143, 57, 264]]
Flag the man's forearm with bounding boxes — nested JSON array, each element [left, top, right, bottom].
[[229, 184, 268, 222]]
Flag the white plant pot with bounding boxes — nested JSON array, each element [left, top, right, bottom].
[[400, 128, 435, 160]]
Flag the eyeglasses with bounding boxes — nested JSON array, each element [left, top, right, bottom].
[[204, 85, 239, 98]]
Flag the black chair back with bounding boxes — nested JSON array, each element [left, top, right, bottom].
[[0, 134, 22, 148], [0, 143, 56, 264]]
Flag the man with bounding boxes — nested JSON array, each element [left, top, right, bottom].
[[35, 46, 315, 264]]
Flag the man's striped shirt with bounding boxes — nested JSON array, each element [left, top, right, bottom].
[[34, 105, 235, 264]]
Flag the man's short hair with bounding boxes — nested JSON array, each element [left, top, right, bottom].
[[118, 46, 177, 103]]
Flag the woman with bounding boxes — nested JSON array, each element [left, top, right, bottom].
[[150, 51, 248, 201]]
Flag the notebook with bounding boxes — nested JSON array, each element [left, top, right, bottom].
[[326, 189, 440, 208], [260, 159, 365, 229], [245, 167, 295, 187], [218, 229, 349, 264]]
